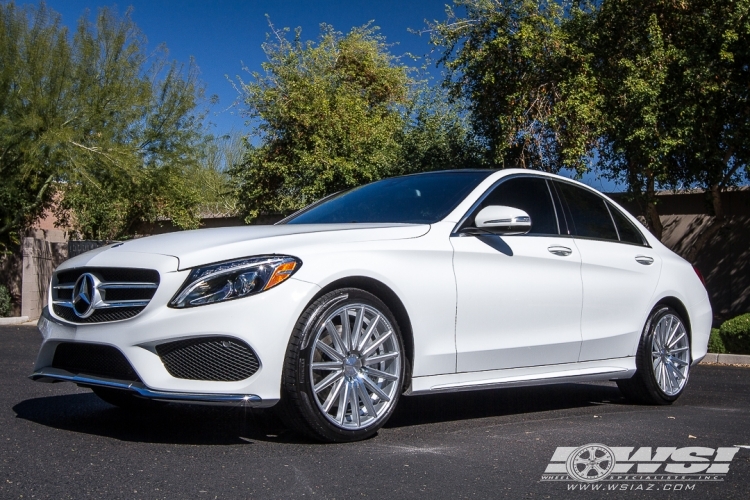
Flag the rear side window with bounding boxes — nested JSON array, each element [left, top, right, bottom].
[[476, 177, 559, 235], [554, 182, 618, 241], [608, 202, 646, 245]]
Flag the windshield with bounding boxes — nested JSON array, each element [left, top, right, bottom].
[[284, 170, 494, 224]]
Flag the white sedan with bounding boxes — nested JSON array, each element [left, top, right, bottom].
[[32, 169, 712, 442]]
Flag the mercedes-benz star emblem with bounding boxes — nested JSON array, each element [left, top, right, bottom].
[[72, 273, 99, 318]]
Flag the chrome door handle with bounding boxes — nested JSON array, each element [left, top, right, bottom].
[[635, 255, 654, 265], [548, 245, 572, 257]]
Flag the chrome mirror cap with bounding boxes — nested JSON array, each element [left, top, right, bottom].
[[474, 205, 532, 235]]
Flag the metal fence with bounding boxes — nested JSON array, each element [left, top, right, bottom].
[[67, 240, 116, 259]]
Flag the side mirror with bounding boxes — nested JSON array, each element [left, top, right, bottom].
[[474, 205, 532, 235]]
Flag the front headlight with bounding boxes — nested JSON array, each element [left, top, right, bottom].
[[169, 255, 301, 308]]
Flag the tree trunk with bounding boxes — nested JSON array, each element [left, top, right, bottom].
[[645, 173, 663, 240], [685, 184, 725, 263], [710, 183, 724, 220]]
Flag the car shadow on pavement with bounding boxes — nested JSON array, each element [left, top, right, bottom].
[[13, 382, 626, 445], [13, 392, 291, 445], [386, 382, 626, 429]]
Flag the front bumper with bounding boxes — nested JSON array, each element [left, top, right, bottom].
[[32, 275, 321, 406]]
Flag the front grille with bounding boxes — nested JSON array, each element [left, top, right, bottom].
[[51, 267, 160, 324], [51, 342, 141, 382], [156, 337, 260, 381]]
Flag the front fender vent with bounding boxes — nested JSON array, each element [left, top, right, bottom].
[[155, 337, 260, 382]]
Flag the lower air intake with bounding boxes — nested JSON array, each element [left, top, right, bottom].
[[52, 343, 141, 382], [155, 337, 260, 382]]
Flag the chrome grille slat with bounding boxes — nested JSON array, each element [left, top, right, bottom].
[[53, 299, 151, 309], [98, 282, 158, 290], [96, 300, 151, 308]]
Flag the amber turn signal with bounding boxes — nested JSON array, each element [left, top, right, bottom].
[[264, 261, 299, 290]]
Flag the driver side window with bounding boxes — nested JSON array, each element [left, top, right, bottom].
[[474, 177, 559, 235]]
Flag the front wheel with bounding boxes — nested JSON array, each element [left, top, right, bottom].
[[279, 288, 405, 442], [617, 306, 691, 404]]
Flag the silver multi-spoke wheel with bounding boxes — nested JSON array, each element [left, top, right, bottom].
[[650, 313, 690, 396], [309, 303, 401, 430]]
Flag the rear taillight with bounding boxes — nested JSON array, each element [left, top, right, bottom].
[[693, 265, 706, 287]]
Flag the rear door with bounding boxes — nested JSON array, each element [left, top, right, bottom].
[[552, 181, 662, 361]]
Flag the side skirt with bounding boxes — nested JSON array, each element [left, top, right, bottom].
[[406, 357, 636, 395]]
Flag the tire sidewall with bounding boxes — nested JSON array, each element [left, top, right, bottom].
[[287, 288, 405, 442]]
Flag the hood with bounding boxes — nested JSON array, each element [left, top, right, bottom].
[[59, 223, 430, 271]]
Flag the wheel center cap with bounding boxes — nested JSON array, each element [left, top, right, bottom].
[[343, 355, 361, 378]]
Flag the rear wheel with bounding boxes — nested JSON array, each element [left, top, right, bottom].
[[279, 288, 405, 442], [617, 306, 691, 404]]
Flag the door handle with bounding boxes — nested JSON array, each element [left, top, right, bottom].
[[635, 255, 654, 265], [548, 245, 572, 257]]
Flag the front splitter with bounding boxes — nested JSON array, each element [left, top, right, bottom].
[[29, 368, 277, 407]]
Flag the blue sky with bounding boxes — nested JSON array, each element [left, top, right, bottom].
[[37, 0, 620, 191], [41, 0, 449, 134]]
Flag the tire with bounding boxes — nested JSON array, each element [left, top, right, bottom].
[[617, 306, 691, 405], [92, 387, 165, 411], [278, 288, 405, 442]]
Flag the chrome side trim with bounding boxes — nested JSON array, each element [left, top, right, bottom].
[[29, 368, 275, 407]]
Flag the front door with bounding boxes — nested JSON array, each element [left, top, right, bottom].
[[452, 176, 583, 372]]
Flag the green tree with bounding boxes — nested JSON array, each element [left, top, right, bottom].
[[0, 2, 208, 246], [189, 131, 244, 217], [1, 2, 71, 249], [429, 0, 750, 242], [583, 6, 683, 238], [664, 0, 750, 256], [397, 83, 486, 174], [427, 0, 602, 173], [230, 21, 411, 221], [584, 0, 750, 241]]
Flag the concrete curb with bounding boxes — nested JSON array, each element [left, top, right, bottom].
[[0, 316, 30, 326], [701, 353, 750, 366]]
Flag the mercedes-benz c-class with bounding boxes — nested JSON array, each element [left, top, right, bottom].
[[31, 169, 712, 442]]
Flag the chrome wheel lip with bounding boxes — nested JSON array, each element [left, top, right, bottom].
[[650, 313, 690, 396], [308, 303, 401, 431]]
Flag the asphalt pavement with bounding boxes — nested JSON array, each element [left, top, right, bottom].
[[1, 324, 749, 499]]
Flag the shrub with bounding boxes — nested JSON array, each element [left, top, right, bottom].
[[0, 285, 11, 317], [719, 313, 750, 355], [707, 328, 726, 354]]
